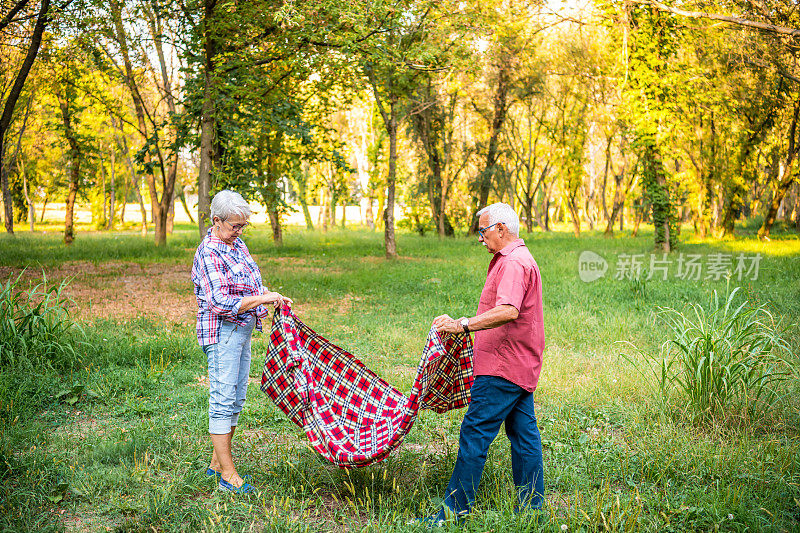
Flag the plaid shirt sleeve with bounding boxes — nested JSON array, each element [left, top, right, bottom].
[[252, 284, 270, 319], [195, 248, 244, 317]]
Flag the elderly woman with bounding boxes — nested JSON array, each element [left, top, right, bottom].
[[191, 190, 291, 494]]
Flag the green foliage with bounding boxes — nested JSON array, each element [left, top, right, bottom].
[[0, 276, 87, 532], [0, 273, 84, 373], [626, 287, 796, 424]]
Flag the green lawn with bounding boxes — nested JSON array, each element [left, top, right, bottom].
[[1, 225, 798, 532]]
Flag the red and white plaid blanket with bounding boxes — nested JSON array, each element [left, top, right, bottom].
[[260, 305, 474, 468]]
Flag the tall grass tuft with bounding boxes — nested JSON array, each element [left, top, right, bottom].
[[0, 272, 84, 373], [626, 287, 796, 424]]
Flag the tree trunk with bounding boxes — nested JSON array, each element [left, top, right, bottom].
[[100, 153, 107, 227], [268, 131, 283, 245], [605, 165, 638, 237], [258, 129, 283, 245], [565, 193, 581, 237], [601, 136, 611, 222], [268, 209, 282, 243], [722, 104, 776, 236], [759, 97, 800, 240], [111, 115, 145, 234], [365, 194, 374, 229], [384, 98, 398, 258], [296, 164, 314, 230], [166, 196, 174, 234], [119, 172, 126, 224], [470, 63, 509, 234], [375, 188, 385, 231], [3, 92, 34, 233], [197, 0, 217, 236], [410, 78, 454, 238], [178, 187, 195, 224], [605, 198, 623, 237], [318, 184, 326, 230], [111, 0, 172, 246], [540, 178, 555, 231], [641, 142, 675, 251], [57, 89, 80, 245], [21, 160, 33, 232], [632, 197, 647, 237], [0, 0, 50, 234], [39, 196, 47, 222]]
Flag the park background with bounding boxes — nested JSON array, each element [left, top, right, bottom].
[[1, 0, 800, 531]]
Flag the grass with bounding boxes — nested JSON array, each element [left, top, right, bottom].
[[624, 286, 795, 424], [0, 223, 799, 532]]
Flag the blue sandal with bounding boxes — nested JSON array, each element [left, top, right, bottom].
[[206, 468, 251, 482], [218, 477, 256, 494]]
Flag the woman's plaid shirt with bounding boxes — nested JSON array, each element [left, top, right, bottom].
[[191, 229, 271, 346]]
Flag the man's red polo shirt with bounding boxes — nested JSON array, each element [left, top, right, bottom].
[[473, 238, 545, 392]]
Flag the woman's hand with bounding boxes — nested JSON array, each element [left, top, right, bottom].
[[262, 291, 293, 308]]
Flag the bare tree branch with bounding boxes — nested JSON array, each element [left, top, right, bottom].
[[0, 0, 30, 33], [632, 0, 800, 37]]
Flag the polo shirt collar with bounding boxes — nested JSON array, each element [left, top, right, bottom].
[[497, 238, 526, 256], [205, 227, 242, 254]]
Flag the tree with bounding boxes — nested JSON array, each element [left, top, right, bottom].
[[467, 0, 549, 233], [758, 95, 800, 239], [407, 73, 473, 236], [0, 0, 53, 233], [97, 0, 184, 246], [622, 3, 681, 251], [53, 74, 81, 244], [634, 0, 800, 237], [195, 0, 218, 236]]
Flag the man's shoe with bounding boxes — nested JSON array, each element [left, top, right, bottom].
[[411, 507, 465, 529], [410, 513, 445, 529], [218, 477, 256, 494]]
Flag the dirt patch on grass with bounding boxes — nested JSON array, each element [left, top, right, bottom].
[[294, 293, 363, 317], [0, 260, 371, 326], [256, 255, 345, 275], [61, 509, 119, 533], [52, 413, 103, 439], [1, 262, 196, 324]]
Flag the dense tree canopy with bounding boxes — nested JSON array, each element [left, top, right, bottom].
[[1, 0, 799, 249]]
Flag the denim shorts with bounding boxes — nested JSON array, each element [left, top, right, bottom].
[[202, 316, 255, 434]]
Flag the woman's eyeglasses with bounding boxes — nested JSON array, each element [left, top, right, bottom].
[[224, 220, 249, 232]]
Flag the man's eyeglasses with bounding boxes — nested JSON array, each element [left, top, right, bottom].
[[224, 220, 249, 232], [478, 222, 500, 238]]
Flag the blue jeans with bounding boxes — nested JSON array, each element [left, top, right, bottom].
[[442, 375, 544, 517], [202, 316, 255, 434]]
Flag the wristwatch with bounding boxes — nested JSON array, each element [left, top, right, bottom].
[[460, 317, 470, 333]]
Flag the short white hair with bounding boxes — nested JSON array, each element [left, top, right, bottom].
[[211, 190, 251, 221], [477, 202, 519, 236]]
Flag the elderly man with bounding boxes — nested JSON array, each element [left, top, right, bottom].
[[426, 202, 545, 524]]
